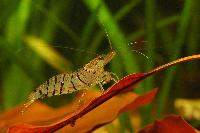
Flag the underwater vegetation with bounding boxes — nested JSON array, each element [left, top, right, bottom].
[[0, 0, 199, 132]]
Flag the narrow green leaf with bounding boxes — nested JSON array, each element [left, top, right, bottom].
[[24, 36, 71, 72], [156, 0, 195, 118], [84, 0, 139, 74]]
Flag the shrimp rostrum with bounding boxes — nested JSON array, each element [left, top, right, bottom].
[[23, 50, 118, 110]]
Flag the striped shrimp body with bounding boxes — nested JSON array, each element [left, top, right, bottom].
[[22, 50, 118, 111]]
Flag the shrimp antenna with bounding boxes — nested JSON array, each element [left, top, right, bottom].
[[99, 21, 149, 60], [128, 42, 149, 59], [16, 45, 98, 56], [105, 31, 113, 51], [99, 20, 114, 51]]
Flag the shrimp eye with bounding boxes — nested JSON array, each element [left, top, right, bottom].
[[99, 56, 103, 59]]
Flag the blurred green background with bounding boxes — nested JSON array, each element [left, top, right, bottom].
[[0, 0, 200, 131]]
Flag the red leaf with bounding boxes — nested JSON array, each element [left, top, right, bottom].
[[2, 54, 200, 132], [139, 115, 198, 133], [8, 88, 158, 133], [120, 88, 159, 112], [8, 73, 152, 133]]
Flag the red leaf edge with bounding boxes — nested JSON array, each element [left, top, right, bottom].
[[138, 115, 197, 133], [8, 53, 200, 132]]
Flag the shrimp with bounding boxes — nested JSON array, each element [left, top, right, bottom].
[[22, 49, 118, 112]]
